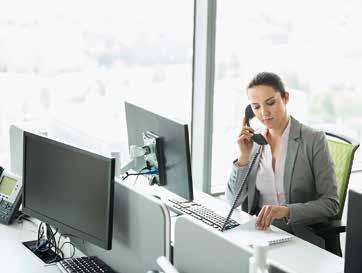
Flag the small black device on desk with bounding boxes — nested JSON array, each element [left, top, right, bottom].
[[0, 169, 22, 224]]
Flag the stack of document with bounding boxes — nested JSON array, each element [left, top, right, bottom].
[[225, 218, 293, 246]]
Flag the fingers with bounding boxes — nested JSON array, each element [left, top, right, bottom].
[[256, 206, 266, 227], [263, 208, 274, 229], [239, 124, 255, 134], [257, 206, 272, 230], [237, 131, 252, 144], [239, 127, 254, 136], [238, 127, 255, 141], [237, 117, 255, 156], [238, 117, 255, 143], [256, 205, 274, 230]]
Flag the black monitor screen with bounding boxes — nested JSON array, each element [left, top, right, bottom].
[[125, 102, 193, 201], [22, 132, 115, 250]]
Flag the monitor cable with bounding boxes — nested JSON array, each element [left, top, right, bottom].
[[35, 223, 76, 261], [36, 223, 63, 259], [122, 166, 159, 182], [57, 234, 76, 259]]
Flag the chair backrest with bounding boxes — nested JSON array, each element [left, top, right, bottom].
[[326, 132, 360, 220]]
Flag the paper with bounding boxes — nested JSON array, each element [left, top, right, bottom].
[[226, 217, 293, 246]]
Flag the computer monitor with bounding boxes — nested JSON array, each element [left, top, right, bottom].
[[345, 189, 362, 273], [75, 180, 171, 273], [22, 131, 115, 250], [125, 102, 193, 201]]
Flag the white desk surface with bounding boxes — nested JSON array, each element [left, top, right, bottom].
[[0, 182, 345, 273], [125, 179, 345, 273], [188, 191, 345, 273], [0, 219, 64, 272]]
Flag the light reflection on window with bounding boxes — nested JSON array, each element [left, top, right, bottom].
[[0, 0, 194, 168]]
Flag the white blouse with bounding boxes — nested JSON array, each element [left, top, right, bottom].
[[255, 118, 291, 208]]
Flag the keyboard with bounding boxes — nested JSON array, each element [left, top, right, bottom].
[[168, 199, 239, 231], [57, 256, 117, 273]]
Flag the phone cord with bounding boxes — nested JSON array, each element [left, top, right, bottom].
[[221, 145, 262, 232]]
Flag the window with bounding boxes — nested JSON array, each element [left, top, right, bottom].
[[0, 0, 194, 168], [212, 1, 362, 193]]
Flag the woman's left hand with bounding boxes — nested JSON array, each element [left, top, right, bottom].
[[256, 205, 289, 230]]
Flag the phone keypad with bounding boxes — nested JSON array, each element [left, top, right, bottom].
[[0, 199, 13, 222]]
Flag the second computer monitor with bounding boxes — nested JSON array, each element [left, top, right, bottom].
[[125, 102, 193, 201], [22, 132, 115, 250], [345, 189, 362, 273]]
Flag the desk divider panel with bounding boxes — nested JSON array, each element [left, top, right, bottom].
[[174, 216, 295, 273], [174, 216, 252, 273], [72, 179, 171, 273]]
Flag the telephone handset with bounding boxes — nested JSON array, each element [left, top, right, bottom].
[[244, 104, 268, 146], [0, 168, 23, 225]]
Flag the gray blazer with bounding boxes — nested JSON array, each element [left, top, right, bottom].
[[226, 116, 339, 226]]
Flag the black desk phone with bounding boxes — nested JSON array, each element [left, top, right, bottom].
[[0, 167, 23, 224]]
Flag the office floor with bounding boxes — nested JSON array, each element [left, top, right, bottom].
[[217, 171, 362, 257]]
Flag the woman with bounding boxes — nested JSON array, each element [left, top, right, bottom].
[[226, 72, 339, 248]]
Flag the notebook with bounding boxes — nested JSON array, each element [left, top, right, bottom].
[[226, 217, 293, 246]]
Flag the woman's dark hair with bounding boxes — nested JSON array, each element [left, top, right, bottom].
[[247, 72, 286, 97]]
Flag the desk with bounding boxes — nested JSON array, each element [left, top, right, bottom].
[[175, 191, 345, 273], [0, 182, 345, 273], [127, 179, 345, 272], [0, 219, 78, 273], [0, 180, 169, 273]]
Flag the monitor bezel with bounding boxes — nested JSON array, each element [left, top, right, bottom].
[[125, 101, 194, 201], [22, 131, 115, 250]]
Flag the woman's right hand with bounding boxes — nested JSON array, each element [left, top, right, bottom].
[[236, 117, 254, 166]]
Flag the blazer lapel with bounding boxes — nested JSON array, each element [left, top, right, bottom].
[[284, 116, 301, 203]]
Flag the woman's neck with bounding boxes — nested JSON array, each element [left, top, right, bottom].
[[268, 115, 290, 139]]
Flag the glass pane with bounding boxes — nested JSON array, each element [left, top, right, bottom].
[[0, 0, 194, 168], [212, 0, 362, 192]]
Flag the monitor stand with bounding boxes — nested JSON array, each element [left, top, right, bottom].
[[22, 240, 62, 264]]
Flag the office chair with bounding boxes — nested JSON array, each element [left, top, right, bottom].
[[312, 131, 360, 256], [146, 256, 180, 273]]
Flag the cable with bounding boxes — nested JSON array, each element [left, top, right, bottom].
[[36, 222, 46, 248], [45, 224, 64, 261], [122, 166, 158, 181], [15, 213, 38, 227], [57, 234, 76, 259], [132, 166, 147, 186], [133, 169, 159, 175], [34, 222, 65, 262], [220, 146, 262, 232], [60, 242, 76, 258], [59, 233, 86, 258], [34, 222, 81, 261]]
